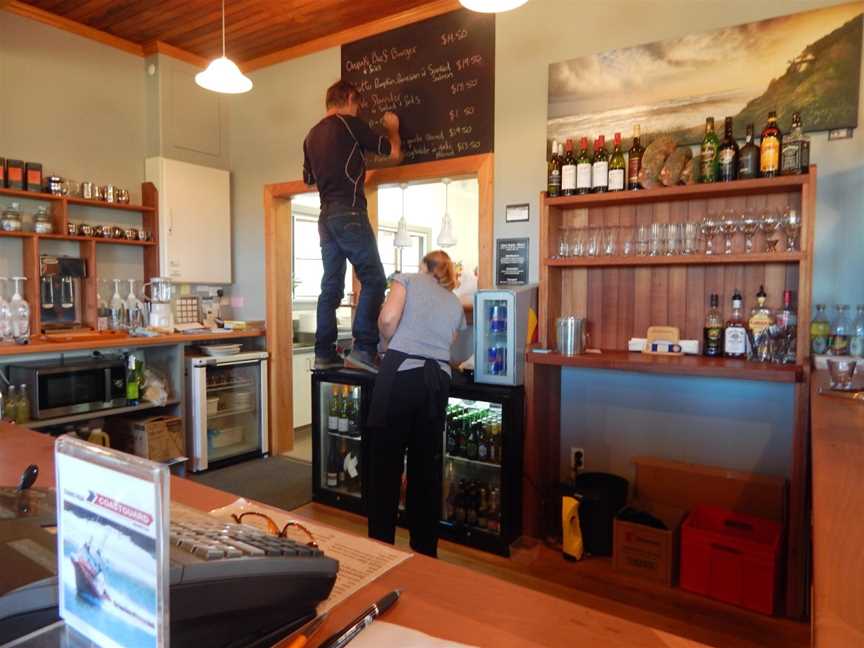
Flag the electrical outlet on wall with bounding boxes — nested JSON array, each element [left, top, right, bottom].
[[570, 447, 585, 481]]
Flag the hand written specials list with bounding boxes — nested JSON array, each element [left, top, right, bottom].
[[341, 10, 494, 166]]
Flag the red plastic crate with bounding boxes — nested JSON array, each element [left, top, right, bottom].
[[680, 505, 782, 615]]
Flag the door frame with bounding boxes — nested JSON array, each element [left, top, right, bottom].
[[263, 152, 494, 454]]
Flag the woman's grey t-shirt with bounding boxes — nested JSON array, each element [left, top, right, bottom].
[[389, 272, 467, 374]]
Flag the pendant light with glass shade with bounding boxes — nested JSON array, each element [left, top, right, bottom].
[[394, 184, 412, 272], [195, 0, 253, 94], [459, 0, 528, 12], [437, 178, 457, 248]]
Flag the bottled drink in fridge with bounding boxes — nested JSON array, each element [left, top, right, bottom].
[[487, 344, 507, 376], [337, 438, 348, 487], [328, 385, 340, 432], [489, 303, 507, 334], [326, 438, 339, 488], [15, 385, 30, 424], [850, 305, 864, 358], [810, 304, 831, 355], [487, 488, 501, 534], [830, 305, 851, 356], [338, 385, 350, 434]]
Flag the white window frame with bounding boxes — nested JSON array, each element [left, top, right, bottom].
[[292, 205, 353, 307], [377, 225, 431, 277]]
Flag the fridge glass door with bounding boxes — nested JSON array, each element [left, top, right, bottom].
[[441, 396, 503, 535], [476, 293, 513, 385], [205, 362, 263, 463], [317, 381, 363, 499]]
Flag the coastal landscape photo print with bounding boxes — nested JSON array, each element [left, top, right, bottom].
[[547, 2, 863, 144]]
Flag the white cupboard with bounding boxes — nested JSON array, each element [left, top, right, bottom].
[[145, 157, 231, 284], [292, 349, 314, 429]]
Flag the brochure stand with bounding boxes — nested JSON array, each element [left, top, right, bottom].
[[47, 436, 170, 648]]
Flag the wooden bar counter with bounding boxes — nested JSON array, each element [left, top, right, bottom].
[[0, 422, 714, 648]]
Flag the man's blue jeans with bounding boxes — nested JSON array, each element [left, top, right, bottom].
[[316, 208, 387, 356]]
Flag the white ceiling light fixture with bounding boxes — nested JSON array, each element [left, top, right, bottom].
[[195, 0, 253, 94], [437, 178, 457, 248], [459, 0, 528, 13]]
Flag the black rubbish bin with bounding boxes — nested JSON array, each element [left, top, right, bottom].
[[571, 472, 629, 556]]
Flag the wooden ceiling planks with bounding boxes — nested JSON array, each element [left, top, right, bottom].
[[12, 0, 454, 64]]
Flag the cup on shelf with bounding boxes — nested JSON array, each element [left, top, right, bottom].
[[682, 222, 700, 255], [665, 223, 682, 256], [700, 213, 721, 255], [827, 358, 857, 391], [568, 227, 585, 257], [602, 225, 617, 256], [648, 223, 665, 256], [81, 182, 98, 200], [739, 207, 761, 254], [78, 223, 94, 237], [759, 207, 782, 253], [104, 185, 117, 204], [116, 188, 130, 204], [586, 226, 601, 257], [636, 224, 650, 256], [138, 229, 151, 241], [620, 226, 635, 256], [719, 208, 739, 255], [782, 207, 802, 252], [124, 228, 138, 240], [67, 222, 79, 236]]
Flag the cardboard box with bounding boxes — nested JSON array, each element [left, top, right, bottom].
[[613, 499, 685, 585], [109, 415, 185, 462]]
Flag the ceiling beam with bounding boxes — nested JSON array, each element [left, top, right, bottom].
[[142, 40, 209, 69]]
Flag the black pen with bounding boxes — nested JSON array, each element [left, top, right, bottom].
[[318, 589, 401, 648]]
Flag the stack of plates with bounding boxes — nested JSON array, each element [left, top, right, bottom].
[[201, 344, 242, 357], [222, 391, 254, 411]]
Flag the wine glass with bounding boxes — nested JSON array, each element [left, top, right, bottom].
[[557, 226, 570, 258], [603, 225, 618, 256], [739, 207, 760, 254], [636, 224, 649, 256], [9, 277, 30, 340], [759, 207, 782, 253], [700, 213, 721, 255], [782, 207, 802, 251], [569, 227, 585, 257], [586, 227, 601, 257], [110, 279, 126, 331], [719, 208, 739, 255], [126, 279, 143, 329]]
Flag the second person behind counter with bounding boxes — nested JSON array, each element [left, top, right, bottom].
[[366, 250, 471, 557]]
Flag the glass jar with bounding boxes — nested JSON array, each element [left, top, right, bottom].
[[33, 206, 54, 234], [810, 304, 831, 355], [830, 304, 851, 356], [1, 203, 22, 232]]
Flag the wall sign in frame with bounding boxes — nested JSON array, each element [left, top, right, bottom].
[[505, 203, 529, 223], [496, 237, 529, 286], [55, 436, 170, 648]]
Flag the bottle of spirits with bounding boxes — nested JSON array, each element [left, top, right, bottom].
[[810, 304, 831, 355], [608, 132, 626, 192], [442, 459, 455, 518], [781, 111, 810, 176], [737, 124, 760, 180], [700, 117, 720, 183], [850, 305, 864, 358], [477, 487, 489, 529], [718, 117, 739, 182], [466, 418, 479, 460], [703, 293, 724, 357], [487, 488, 501, 534], [628, 125, 644, 190], [776, 289, 798, 363], [327, 385, 340, 432], [326, 439, 339, 488], [547, 139, 561, 197], [575, 137, 592, 195], [337, 438, 348, 487], [724, 289, 748, 359], [338, 385, 350, 433], [830, 305, 851, 356], [591, 136, 609, 193], [560, 139, 576, 196], [759, 111, 782, 177], [748, 285, 775, 361]]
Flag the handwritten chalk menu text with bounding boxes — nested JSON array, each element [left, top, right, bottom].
[[341, 10, 494, 166]]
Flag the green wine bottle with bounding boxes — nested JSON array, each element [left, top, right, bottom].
[[700, 117, 720, 183]]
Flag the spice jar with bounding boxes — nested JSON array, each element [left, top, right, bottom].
[[46, 176, 63, 196], [1, 203, 23, 232], [33, 207, 53, 234]]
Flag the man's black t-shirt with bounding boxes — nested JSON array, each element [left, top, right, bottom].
[[303, 114, 392, 211]]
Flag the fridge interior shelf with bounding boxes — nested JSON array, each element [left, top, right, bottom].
[[208, 406, 257, 419], [207, 380, 255, 393], [440, 521, 501, 538], [327, 431, 363, 441], [447, 454, 502, 470], [322, 485, 361, 499], [208, 441, 260, 460]]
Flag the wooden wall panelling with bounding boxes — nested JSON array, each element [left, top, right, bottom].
[[797, 171, 817, 363], [141, 183, 160, 282], [78, 239, 98, 329], [787, 375, 811, 618]]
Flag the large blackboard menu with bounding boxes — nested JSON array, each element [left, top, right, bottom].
[[341, 9, 494, 166]]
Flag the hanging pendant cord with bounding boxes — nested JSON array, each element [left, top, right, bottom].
[[221, 0, 226, 57]]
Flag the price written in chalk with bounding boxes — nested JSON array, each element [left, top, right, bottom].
[[449, 125, 473, 137], [455, 54, 484, 72], [441, 28, 469, 46], [449, 105, 476, 122], [451, 78, 479, 96]]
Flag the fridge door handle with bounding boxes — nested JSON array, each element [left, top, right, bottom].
[[204, 358, 258, 367]]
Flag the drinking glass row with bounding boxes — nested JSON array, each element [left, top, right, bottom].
[[555, 206, 802, 258], [97, 278, 147, 331]]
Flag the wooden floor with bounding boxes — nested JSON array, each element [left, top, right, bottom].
[[297, 502, 809, 648]]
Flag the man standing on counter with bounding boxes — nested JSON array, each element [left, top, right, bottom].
[[303, 79, 402, 373]]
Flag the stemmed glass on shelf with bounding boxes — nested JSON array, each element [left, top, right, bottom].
[[759, 207, 782, 253], [719, 207, 739, 255], [0, 277, 12, 343], [738, 207, 761, 254], [782, 207, 802, 251], [700, 213, 721, 255]]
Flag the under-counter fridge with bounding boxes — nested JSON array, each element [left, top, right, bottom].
[[311, 369, 523, 556], [474, 285, 538, 386], [186, 351, 269, 472]]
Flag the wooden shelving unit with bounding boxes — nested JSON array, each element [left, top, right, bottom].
[[524, 167, 817, 621], [0, 183, 160, 334]]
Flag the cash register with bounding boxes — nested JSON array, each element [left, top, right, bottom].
[[0, 478, 338, 647]]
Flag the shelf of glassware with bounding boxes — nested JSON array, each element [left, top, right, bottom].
[[545, 251, 803, 268]]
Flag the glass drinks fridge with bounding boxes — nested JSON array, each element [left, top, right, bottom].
[[474, 286, 538, 386]]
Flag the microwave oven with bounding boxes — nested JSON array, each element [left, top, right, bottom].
[[8, 357, 127, 420]]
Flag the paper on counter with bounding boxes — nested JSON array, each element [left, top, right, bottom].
[[347, 622, 478, 648], [208, 498, 412, 612]]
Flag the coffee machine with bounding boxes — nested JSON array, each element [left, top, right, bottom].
[[40, 256, 86, 331]]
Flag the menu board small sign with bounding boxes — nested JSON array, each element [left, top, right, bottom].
[[496, 238, 529, 286]]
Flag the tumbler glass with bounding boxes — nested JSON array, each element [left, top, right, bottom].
[[649, 223, 665, 256]]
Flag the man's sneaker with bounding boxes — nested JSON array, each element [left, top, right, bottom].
[[314, 352, 344, 371], [345, 349, 379, 374]]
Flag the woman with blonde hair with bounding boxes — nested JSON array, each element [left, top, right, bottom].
[[366, 249, 469, 557]]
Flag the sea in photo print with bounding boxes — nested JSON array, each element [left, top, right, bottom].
[[548, 2, 863, 145]]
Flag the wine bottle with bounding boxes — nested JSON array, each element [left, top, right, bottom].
[[560, 139, 576, 196], [700, 117, 720, 183], [627, 124, 644, 190], [608, 132, 626, 192], [759, 111, 781, 177], [591, 135, 608, 193], [737, 124, 760, 180], [717, 116, 739, 182], [547, 139, 562, 197], [575, 137, 592, 195]]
